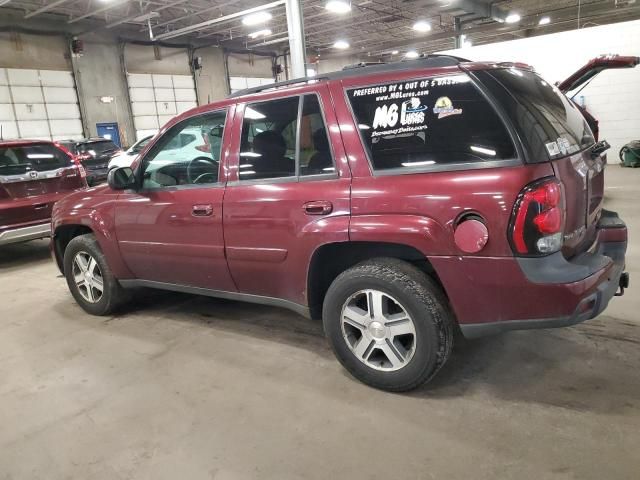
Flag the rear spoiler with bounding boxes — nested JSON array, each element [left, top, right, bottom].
[[558, 54, 640, 93]]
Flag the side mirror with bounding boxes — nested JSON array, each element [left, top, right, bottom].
[[107, 167, 136, 190], [591, 140, 610, 159]]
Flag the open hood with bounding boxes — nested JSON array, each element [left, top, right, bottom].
[[558, 54, 640, 93]]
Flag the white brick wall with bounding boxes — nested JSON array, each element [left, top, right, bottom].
[[440, 19, 640, 160]]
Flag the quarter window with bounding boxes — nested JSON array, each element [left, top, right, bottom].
[[347, 74, 516, 171], [141, 111, 226, 189]]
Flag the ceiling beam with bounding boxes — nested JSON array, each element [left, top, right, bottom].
[[67, 0, 130, 24], [24, 0, 71, 19], [154, 0, 286, 41], [105, 0, 189, 28]]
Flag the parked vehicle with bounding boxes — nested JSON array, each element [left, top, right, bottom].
[[108, 135, 154, 171], [0, 140, 87, 246], [51, 55, 629, 391], [58, 138, 122, 186]]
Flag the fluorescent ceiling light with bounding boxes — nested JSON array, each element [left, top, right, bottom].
[[244, 107, 266, 120], [391, 50, 399, 55], [405, 50, 419, 59], [333, 40, 350, 49], [401, 160, 435, 167], [249, 28, 272, 39], [505, 13, 521, 23], [412, 20, 431, 33], [325, 0, 351, 14], [539, 16, 551, 25], [133, 11, 160, 22], [470, 146, 497, 156], [242, 11, 272, 26]]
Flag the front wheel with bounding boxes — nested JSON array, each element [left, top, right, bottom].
[[63, 234, 128, 315], [323, 258, 454, 391]]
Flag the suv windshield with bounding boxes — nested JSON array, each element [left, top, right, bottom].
[[0, 144, 70, 176], [484, 68, 595, 160]]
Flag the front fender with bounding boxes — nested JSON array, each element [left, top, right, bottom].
[[52, 205, 133, 279]]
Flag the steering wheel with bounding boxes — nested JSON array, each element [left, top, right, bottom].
[[187, 156, 218, 184]]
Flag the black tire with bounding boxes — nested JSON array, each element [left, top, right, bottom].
[[63, 233, 127, 316], [323, 258, 454, 392]]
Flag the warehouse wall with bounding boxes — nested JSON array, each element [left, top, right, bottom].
[[76, 39, 135, 145], [440, 19, 640, 160], [0, 32, 69, 70], [195, 46, 229, 105]]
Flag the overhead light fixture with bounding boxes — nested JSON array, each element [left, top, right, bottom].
[[412, 20, 431, 33], [333, 40, 350, 49], [249, 28, 272, 39], [405, 50, 419, 59], [539, 16, 551, 25], [133, 11, 160, 22], [325, 0, 351, 14], [391, 50, 399, 55], [242, 11, 272, 26], [505, 13, 521, 23]]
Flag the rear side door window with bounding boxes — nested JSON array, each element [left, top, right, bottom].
[[238, 94, 335, 181], [346, 74, 516, 172]]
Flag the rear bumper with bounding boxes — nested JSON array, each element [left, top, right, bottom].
[[437, 210, 628, 338], [0, 222, 51, 246]]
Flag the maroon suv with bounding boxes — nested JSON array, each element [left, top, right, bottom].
[[1, 140, 87, 246], [51, 55, 629, 391]]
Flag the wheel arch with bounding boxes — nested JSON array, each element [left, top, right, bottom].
[[307, 241, 446, 320]]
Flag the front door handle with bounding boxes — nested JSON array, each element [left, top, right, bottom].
[[192, 204, 213, 217], [303, 200, 333, 215]]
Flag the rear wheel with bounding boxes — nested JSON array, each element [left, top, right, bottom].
[[323, 258, 454, 391], [63, 234, 127, 315]]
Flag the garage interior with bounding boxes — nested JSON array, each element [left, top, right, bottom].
[[1, 0, 640, 478]]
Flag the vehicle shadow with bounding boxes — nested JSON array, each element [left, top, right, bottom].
[[79, 289, 640, 413], [414, 316, 640, 413], [0, 239, 52, 271], [115, 288, 333, 360]]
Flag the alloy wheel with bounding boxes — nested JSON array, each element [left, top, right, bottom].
[[72, 251, 104, 304], [340, 289, 417, 371]]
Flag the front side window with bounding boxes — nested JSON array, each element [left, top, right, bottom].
[[239, 94, 335, 181], [141, 111, 226, 189], [347, 74, 516, 171]]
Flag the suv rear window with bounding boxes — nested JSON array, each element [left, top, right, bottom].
[[482, 68, 595, 161], [78, 140, 119, 155], [346, 74, 516, 171], [0, 144, 70, 175]]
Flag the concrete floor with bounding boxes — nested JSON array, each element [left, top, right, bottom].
[[1, 166, 640, 480]]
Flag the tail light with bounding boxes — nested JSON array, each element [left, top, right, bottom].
[[54, 142, 88, 183], [509, 177, 565, 256]]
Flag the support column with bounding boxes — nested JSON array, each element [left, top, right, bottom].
[[285, 0, 307, 79], [453, 17, 462, 49]]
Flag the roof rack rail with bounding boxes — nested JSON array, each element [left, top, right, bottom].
[[227, 54, 471, 99], [342, 62, 386, 70], [228, 76, 328, 98]]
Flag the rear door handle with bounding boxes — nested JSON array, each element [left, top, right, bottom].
[[303, 200, 333, 215], [192, 204, 213, 217]]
